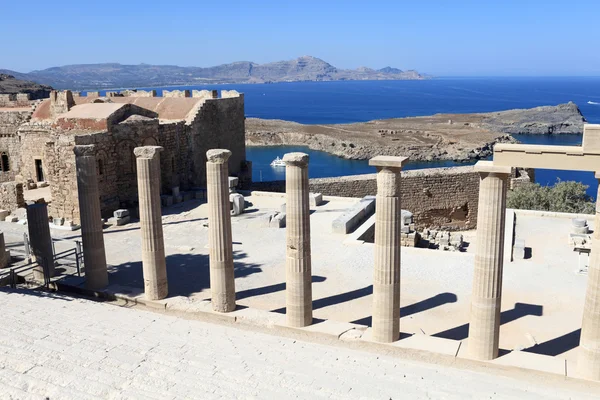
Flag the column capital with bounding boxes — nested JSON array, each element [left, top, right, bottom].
[[474, 161, 511, 175], [206, 149, 232, 164], [134, 146, 163, 159], [369, 156, 409, 170], [73, 144, 95, 158], [283, 152, 309, 167]]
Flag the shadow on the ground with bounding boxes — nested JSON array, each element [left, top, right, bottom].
[[433, 302, 543, 340], [523, 329, 580, 356], [351, 292, 458, 326], [0, 286, 74, 301], [107, 250, 262, 298], [236, 276, 327, 301]]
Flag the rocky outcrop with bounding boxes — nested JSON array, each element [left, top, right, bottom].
[[480, 102, 586, 134], [246, 103, 585, 162], [0, 74, 52, 100]]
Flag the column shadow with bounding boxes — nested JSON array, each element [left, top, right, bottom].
[[433, 302, 543, 340], [107, 250, 262, 297], [351, 292, 458, 326], [236, 275, 326, 301], [523, 329, 581, 356]]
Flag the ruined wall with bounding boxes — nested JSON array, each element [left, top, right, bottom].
[[158, 121, 190, 192], [44, 135, 79, 222], [0, 182, 24, 212], [252, 166, 481, 230], [0, 110, 31, 182], [188, 94, 246, 187]]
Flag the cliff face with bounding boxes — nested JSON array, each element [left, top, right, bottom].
[[246, 103, 586, 162], [0, 74, 53, 99], [0, 56, 428, 89]]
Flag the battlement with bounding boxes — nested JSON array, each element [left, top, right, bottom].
[[0, 93, 33, 108], [70, 89, 241, 100]]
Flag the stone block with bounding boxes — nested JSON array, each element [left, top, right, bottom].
[[161, 195, 173, 207], [309, 192, 323, 207], [173, 195, 183, 204], [230, 193, 245, 216], [182, 192, 193, 202], [513, 239, 526, 260], [280, 203, 287, 213], [38, 182, 49, 188], [194, 191, 205, 200], [332, 196, 376, 234], [8, 216, 17, 223], [270, 212, 286, 228], [228, 177, 239, 191], [0, 210, 8, 221], [53, 217, 64, 226], [114, 209, 130, 218], [107, 216, 130, 226], [172, 186, 180, 196]]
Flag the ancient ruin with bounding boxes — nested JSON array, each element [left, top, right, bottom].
[[0, 89, 248, 224]]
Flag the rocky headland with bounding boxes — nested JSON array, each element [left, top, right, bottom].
[[246, 103, 586, 162], [0, 74, 52, 99]]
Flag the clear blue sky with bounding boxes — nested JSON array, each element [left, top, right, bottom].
[[2, 0, 599, 76]]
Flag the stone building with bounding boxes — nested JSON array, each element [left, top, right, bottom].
[[0, 89, 248, 223]]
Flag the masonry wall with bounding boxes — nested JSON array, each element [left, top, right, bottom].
[[188, 95, 246, 187], [252, 166, 482, 230], [0, 182, 24, 212], [0, 110, 32, 182]]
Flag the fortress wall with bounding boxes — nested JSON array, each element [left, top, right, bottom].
[[0, 110, 32, 182], [0, 182, 24, 212], [188, 95, 246, 187]]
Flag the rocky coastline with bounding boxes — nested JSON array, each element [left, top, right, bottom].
[[245, 103, 586, 162]]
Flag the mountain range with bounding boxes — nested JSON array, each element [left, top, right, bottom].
[[0, 56, 429, 90]]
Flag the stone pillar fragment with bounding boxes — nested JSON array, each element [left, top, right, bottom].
[[74, 145, 108, 289], [578, 172, 600, 380], [206, 149, 236, 312], [369, 156, 408, 343], [135, 146, 168, 300], [467, 161, 510, 360], [26, 203, 54, 281], [284, 152, 312, 327]]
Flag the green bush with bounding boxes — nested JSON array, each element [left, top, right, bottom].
[[507, 180, 595, 214]]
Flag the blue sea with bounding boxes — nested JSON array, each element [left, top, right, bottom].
[[107, 78, 600, 196]]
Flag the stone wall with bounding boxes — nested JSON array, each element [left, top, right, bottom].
[[0, 182, 24, 212], [0, 110, 32, 182], [188, 94, 246, 187], [252, 166, 481, 230]]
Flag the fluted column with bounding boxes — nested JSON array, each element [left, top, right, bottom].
[[369, 156, 408, 343], [135, 146, 168, 300], [26, 203, 54, 281], [284, 152, 312, 327], [467, 161, 510, 360], [207, 149, 236, 312], [578, 173, 600, 380], [74, 145, 108, 289]]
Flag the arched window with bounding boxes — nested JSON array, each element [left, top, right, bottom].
[[1, 153, 9, 172]]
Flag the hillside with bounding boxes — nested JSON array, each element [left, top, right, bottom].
[[0, 74, 53, 99], [0, 56, 428, 89]]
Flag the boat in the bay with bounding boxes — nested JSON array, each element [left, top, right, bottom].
[[270, 156, 286, 167]]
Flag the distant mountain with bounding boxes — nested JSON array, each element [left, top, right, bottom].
[[0, 74, 53, 99], [0, 56, 429, 90]]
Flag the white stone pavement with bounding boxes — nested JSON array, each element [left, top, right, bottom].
[[1, 289, 599, 400]]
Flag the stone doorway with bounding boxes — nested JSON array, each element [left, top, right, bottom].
[[35, 159, 44, 182]]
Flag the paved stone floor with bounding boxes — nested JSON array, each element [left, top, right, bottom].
[[1, 288, 599, 400], [0, 193, 592, 365]]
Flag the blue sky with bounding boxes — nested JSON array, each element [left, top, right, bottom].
[[2, 0, 599, 76]]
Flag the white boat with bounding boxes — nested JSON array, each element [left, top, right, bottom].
[[588, 101, 600, 105], [270, 156, 286, 167]]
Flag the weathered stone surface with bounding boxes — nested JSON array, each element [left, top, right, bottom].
[[113, 209, 130, 218]]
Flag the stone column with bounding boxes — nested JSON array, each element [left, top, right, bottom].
[[369, 156, 408, 343], [26, 203, 54, 281], [578, 172, 600, 380], [467, 161, 511, 360], [135, 146, 168, 300], [74, 145, 108, 290], [284, 152, 312, 327], [206, 149, 236, 312]]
